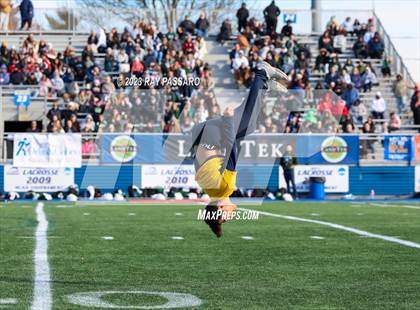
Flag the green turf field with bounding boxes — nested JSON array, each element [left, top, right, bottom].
[[1, 201, 420, 309]]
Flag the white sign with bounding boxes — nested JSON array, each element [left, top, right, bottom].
[[4, 166, 74, 192], [141, 165, 199, 189], [13, 133, 82, 168], [415, 166, 420, 192], [290, 165, 349, 193]]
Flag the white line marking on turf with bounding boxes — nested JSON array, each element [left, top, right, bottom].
[[31, 202, 52, 310], [83, 213, 90, 216], [310, 236, 325, 240], [239, 208, 420, 249], [370, 203, 420, 210], [310, 213, 320, 216], [175, 213, 183, 216], [0, 298, 17, 305], [66, 290, 202, 309], [128, 213, 136, 216], [171, 236, 184, 240], [101, 236, 114, 240], [241, 236, 254, 240]]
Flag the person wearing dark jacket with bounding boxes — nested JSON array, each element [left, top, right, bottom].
[[281, 20, 293, 37], [236, 3, 249, 33], [179, 15, 195, 35], [411, 83, 420, 132], [19, 0, 34, 30], [263, 1, 280, 34], [280, 145, 297, 198], [195, 12, 210, 37], [217, 19, 232, 44]]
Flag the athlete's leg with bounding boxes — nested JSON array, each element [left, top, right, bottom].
[[233, 69, 268, 139]]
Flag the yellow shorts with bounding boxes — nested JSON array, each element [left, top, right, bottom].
[[195, 157, 237, 201]]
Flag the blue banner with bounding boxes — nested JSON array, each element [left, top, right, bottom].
[[101, 134, 359, 165], [296, 136, 359, 165], [384, 136, 413, 161]]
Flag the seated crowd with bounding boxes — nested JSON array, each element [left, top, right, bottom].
[[0, 15, 217, 137], [226, 9, 416, 158]]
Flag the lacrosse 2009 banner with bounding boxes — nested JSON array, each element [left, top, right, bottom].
[[13, 133, 82, 168], [4, 165, 74, 192], [384, 136, 414, 161]]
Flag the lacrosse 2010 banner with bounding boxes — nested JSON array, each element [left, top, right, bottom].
[[141, 165, 198, 188], [13, 133, 82, 168], [100, 134, 359, 165], [4, 165, 74, 192], [384, 135, 414, 161]]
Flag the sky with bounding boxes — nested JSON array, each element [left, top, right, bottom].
[[30, 0, 419, 81]]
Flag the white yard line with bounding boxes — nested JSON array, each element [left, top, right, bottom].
[[31, 203, 52, 310], [369, 203, 420, 210], [239, 208, 420, 250]]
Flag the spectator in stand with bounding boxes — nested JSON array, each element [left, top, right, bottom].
[[263, 0, 280, 34], [0, 64, 9, 84], [363, 24, 375, 44], [319, 31, 334, 53], [315, 48, 330, 73], [281, 20, 293, 37], [353, 36, 368, 58], [352, 19, 362, 37], [350, 67, 362, 90], [324, 65, 339, 86], [362, 66, 377, 92], [342, 83, 359, 108], [411, 83, 420, 131], [47, 101, 61, 121], [387, 112, 401, 132], [217, 19, 232, 44], [195, 12, 210, 38], [27, 120, 40, 133], [361, 116, 375, 158], [341, 114, 355, 133], [19, 0, 34, 30], [367, 32, 385, 59], [333, 25, 347, 53], [0, 0, 12, 31], [350, 99, 368, 124], [393, 74, 408, 114], [179, 15, 195, 35], [236, 3, 249, 33], [371, 91, 386, 119], [381, 57, 391, 77], [342, 17, 353, 35], [10, 66, 25, 85], [182, 35, 195, 55]]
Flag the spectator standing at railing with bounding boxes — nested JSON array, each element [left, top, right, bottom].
[[0, 0, 12, 31], [263, 0, 280, 34], [387, 112, 401, 132], [236, 2, 249, 33], [26, 120, 40, 133], [411, 83, 420, 131], [19, 0, 33, 30], [195, 12, 209, 38], [371, 91, 386, 120], [393, 74, 408, 114]]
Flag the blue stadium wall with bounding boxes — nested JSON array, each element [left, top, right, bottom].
[[0, 165, 414, 196]]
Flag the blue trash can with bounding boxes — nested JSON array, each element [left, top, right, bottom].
[[309, 177, 326, 200]]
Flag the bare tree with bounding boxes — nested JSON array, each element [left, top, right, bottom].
[[45, 8, 80, 31]]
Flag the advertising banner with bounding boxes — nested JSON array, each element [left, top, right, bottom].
[[141, 165, 198, 188], [296, 136, 359, 165], [384, 136, 413, 161], [415, 166, 420, 192], [13, 134, 82, 168], [4, 166, 74, 192], [291, 165, 349, 193], [101, 134, 358, 165]]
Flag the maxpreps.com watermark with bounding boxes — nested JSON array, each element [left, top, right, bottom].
[[118, 76, 201, 88], [197, 209, 260, 221]]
